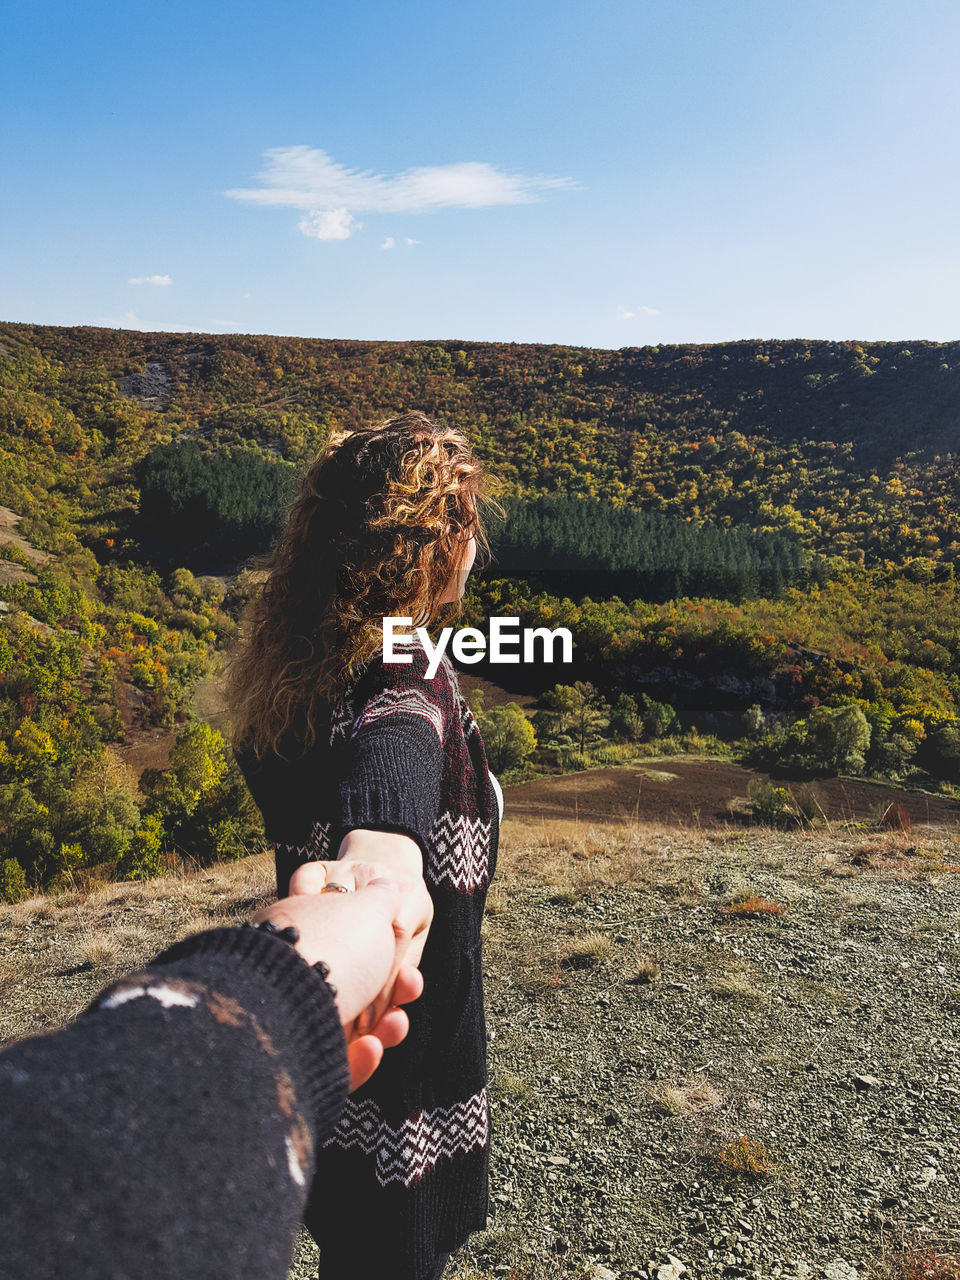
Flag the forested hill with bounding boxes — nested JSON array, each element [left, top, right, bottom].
[[3, 321, 960, 569], [5, 323, 960, 464]]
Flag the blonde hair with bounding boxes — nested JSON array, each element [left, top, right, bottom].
[[228, 411, 500, 754]]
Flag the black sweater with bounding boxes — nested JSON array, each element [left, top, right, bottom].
[[1, 926, 349, 1280], [237, 639, 498, 1279]]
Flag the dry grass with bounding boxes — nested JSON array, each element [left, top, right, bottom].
[[629, 952, 661, 984], [651, 1080, 722, 1117], [560, 930, 614, 970], [79, 931, 121, 971], [708, 971, 765, 1002]]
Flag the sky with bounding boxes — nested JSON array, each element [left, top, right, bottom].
[[2, 0, 960, 348]]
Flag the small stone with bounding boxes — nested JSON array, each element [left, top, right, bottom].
[[823, 1263, 859, 1280], [852, 1074, 881, 1091]]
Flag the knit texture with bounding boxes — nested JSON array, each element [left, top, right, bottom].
[[238, 638, 499, 1280], [1, 927, 349, 1280]]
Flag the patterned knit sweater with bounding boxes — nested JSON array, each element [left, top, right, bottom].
[[237, 637, 498, 1279]]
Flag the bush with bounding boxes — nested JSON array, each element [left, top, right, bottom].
[[117, 815, 166, 881], [591, 742, 636, 765], [0, 857, 29, 903], [476, 703, 537, 774], [805, 703, 871, 774], [712, 1135, 778, 1179], [748, 781, 793, 826]]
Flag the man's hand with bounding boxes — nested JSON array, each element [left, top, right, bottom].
[[252, 871, 429, 1090]]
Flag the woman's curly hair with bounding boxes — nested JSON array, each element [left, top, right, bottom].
[[228, 411, 501, 755]]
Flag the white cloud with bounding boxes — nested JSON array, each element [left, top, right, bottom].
[[617, 304, 660, 320], [298, 208, 359, 240], [225, 146, 575, 241], [405, 237, 421, 246], [381, 236, 396, 250], [128, 274, 172, 286]]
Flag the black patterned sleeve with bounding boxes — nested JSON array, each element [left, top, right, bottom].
[[0, 927, 349, 1280], [337, 643, 451, 857]]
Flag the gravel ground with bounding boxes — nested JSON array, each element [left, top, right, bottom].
[[2, 822, 958, 1280], [433, 825, 960, 1280]]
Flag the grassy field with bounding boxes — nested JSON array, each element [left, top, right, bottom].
[[2, 814, 960, 1280]]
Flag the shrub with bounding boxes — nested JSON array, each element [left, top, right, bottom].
[[720, 896, 785, 918], [712, 1135, 777, 1179], [748, 781, 794, 826], [629, 953, 661, 984], [475, 702, 537, 773], [0, 857, 29, 903], [881, 802, 912, 833], [117, 815, 166, 881], [792, 785, 821, 825], [899, 1249, 960, 1280], [564, 751, 590, 772], [805, 702, 871, 773]]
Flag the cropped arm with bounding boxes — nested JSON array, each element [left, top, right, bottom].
[[337, 646, 450, 860], [0, 927, 348, 1280]]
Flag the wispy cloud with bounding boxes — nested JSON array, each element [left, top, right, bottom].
[[128, 274, 172, 286], [405, 237, 421, 246], [380, 236, 396, 250], [617, 304, 660, 320], [225, 146, 575, 241]]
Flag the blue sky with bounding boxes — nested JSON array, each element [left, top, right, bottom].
[[2, 0, 959, 347]]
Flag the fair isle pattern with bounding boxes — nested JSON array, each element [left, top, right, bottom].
[[323, 1089, 489, 1188], [328, 688, 356, 745], [427, 811, 492, 893], [277, 818, 331, 862], [457, 695, 481, 741], [352, 688, 445, 743]]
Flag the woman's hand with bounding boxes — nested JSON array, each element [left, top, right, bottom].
[[290, 831, 433, 972], [252, 873, 428, 1091]]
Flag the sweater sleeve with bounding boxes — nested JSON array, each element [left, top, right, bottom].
[[337, 641, 449, 856], [0, 927, 348, 1280]]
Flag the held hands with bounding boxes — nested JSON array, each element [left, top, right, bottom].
[[252, 856, 433, 1090]]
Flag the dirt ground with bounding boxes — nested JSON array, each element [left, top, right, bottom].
[[503, 759, 960, 832], [0, 506, 49, 564]]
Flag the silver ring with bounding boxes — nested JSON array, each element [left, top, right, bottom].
[[321, 882, 350, 894]]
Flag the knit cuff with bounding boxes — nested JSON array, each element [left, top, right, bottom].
[[151, 927, 349, 1143]]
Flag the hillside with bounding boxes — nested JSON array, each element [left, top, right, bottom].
[[3, 814, 958, 1280], [4, 322, 960, 566], [4, 321, 960, 899]]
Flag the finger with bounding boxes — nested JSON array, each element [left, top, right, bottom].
[[347, 1036, 384, 1092], [368, 1007, 409, 1050], [390, 965, 424, 1007], [287, 862, 331, 895]]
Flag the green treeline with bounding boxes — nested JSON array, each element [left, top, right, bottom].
[[489, 496, 821, 601], [137, 441, 297, 566]]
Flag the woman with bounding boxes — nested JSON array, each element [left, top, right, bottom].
[[230, 411, 503, 1280]]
